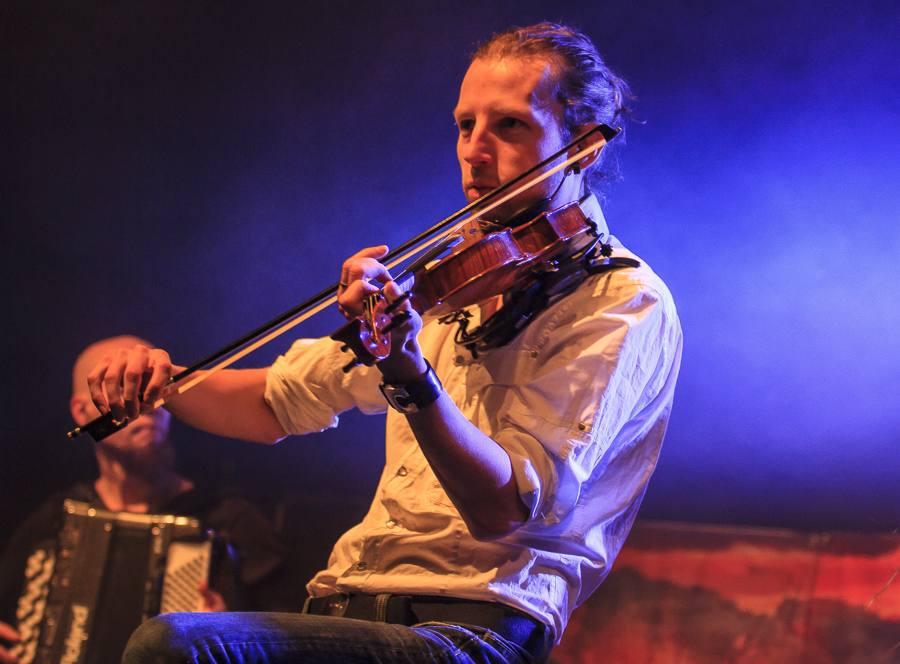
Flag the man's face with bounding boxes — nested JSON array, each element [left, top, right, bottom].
[[72, 338, 172, 456], [105, 408, 171, 453], [454, 56, 568, 223]]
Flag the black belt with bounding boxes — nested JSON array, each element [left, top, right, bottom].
[[303, 593, 551, 662]]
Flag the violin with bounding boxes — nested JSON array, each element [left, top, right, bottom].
[[68, 124, 621, 442], [330, 199, 600, 370]]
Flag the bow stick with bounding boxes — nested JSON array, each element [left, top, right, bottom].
[[68, 123, 619, 441]]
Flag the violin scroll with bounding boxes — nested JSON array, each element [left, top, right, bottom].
[[331, 291, 414, 372]]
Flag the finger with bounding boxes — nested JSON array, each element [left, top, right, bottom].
[[0, 622, 21, 664], [197, 581, 227, 612], [0, 621, 20, 643], [122, 345, 151, 419], [104, 350, 131, 421], [340, 245, 392, 289], [340, 245, 389, 279], [381, 282, 422, 343], [0, 647, 22, 664], [338, 278, 384, 320], [382, 280, 415, 315], [347, 258, 394, 288], [86, 354, 113, 415], [141, 349, 175, 406]]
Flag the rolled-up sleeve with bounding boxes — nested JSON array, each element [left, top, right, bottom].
[[480, 266, 682, 527], [264, 337, 388, 435]]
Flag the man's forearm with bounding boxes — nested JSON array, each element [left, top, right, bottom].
[[165, 367, 287, 444], [406, 392, 529, 541]]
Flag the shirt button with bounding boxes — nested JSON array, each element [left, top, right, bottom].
[[531, 350, 539, 359], [356, 561, 367, 572], [385, 520, 396, 528], [397, 466, 408, 477], [455, 355, 464, 365]]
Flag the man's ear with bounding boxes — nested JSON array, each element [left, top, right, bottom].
[[567, 122, 605, 173]]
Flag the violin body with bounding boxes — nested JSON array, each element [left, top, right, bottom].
[[333, 200, 599, 369], [409, 224, 524, 317], [412, 200, 596, 318]]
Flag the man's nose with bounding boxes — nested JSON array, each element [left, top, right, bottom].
[[461, 126, 493, 167]]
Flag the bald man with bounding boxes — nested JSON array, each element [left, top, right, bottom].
[[0, 337, 298, 664], [69, 336, 190, 514]]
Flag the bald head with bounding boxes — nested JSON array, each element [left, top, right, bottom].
[[70, 336, 175, 483], [72, 335, 153, 397]]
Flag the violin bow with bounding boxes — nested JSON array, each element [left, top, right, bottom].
[[68, 123, 619, 441]]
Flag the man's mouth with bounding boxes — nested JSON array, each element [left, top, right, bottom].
[[466, 182, 499, 199]]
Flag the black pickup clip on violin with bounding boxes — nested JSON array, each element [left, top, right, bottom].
[[68, 123, 631, 442]]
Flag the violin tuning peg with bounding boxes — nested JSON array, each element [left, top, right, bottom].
[[382, 311, 412, 334], [383, 292, 411, 316]]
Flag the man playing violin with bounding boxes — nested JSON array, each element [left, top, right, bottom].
[[92, 22, 682, 664]]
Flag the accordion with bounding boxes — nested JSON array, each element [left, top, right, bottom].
[[11, 499, 226, 664]]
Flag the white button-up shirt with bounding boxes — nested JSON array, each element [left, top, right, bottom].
[[264, 197, 682, 641]]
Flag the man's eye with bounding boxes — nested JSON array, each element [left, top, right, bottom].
[[500, 117, 526, 130], [456, 119, 474, 134]]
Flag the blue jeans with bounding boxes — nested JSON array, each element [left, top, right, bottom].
[[122, 611, 551, 664]]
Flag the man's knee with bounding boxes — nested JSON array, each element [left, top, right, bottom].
[[122, 614, 197, 664]]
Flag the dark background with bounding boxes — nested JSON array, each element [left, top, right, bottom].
[[2, 0, 898, 578]]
